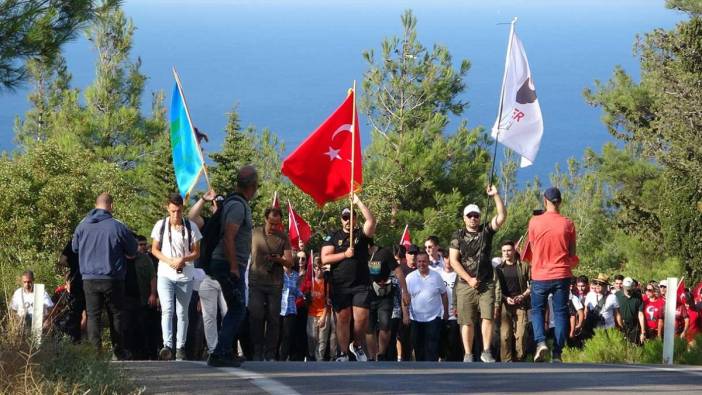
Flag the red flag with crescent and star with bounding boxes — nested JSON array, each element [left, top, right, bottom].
[[281, 90, 362, 206], [287, 200, 312, 248]]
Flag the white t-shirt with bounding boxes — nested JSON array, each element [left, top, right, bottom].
[[406, 269, 447, 322], [548, 292, 583, 329], [439, 270, 457, 321], [584, 291, 619, 329], [429, 254, 445, 270], [10, 288, 53, 317], [151, 218, 202, 282]]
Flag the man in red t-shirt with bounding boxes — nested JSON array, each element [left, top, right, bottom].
[[527, 187, 579, 363], [643, 284, 664, 339]]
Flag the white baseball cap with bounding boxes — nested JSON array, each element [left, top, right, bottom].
[[463, 204, 481, 216], [623, 277, 634, 289], [659, 279, 668, 287]]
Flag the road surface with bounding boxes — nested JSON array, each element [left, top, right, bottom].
[[119, 360, 702, 394]]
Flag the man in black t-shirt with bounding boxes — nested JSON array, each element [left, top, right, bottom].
[[366, 246, 410, 361], [449, 185, 506, 363], [322, 194, 376, 362], [57, 241, 85, 342]]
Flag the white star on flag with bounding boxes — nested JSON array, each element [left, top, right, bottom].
[[324, 146, 341, 161]]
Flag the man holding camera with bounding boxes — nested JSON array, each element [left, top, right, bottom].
[[248, 207, 293, 361], [527, 187, 579, 363]]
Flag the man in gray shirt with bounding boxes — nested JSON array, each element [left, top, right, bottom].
[[207, 166, 258, 368]]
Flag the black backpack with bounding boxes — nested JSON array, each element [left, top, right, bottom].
[[158, 216, 193, 253], [195, 193, 248, 275]]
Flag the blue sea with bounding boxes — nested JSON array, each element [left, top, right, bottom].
[[0, 0, 685, 184]]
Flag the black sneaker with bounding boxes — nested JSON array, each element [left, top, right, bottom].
[[207, 353, 241, 368], [175, 348, 186, 361], [159, 346, 173, 361], [551, 353, 562, 363]]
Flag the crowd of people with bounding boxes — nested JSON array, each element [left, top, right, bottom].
[[8, 166, 702, 366]]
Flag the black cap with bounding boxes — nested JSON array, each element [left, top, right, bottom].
[[373, 247, 397, 267], [407, 244, 420, 255], [544, 187, 562, 204]]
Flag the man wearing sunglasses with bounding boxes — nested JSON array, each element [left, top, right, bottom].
[[449, 185, 506, 363], [321, 193, 376, 362]]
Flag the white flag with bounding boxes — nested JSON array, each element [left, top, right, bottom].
[[491, 31, 543, 168]]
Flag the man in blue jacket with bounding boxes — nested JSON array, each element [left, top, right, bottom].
[[72, 193, 137, 360]]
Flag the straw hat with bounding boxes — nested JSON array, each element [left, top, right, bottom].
[[592, 273, 610, 286]]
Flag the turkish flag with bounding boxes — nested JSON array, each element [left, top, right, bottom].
[[281, 91, 362, 206], [271, 191, 280, 209], [288, 200, 312, 248], [400, 225, 412, 248], [676, 278, 686, 306]]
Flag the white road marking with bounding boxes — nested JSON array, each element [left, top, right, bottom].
[[192, 361, 301, 395]]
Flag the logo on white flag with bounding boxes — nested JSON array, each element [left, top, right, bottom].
[[492, 32, 543, 168]]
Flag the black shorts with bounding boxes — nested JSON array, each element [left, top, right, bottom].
[[368, 292, 394, 333], [331, 285, 369, 312]]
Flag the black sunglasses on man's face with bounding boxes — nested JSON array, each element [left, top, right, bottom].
[[466, 213, 480, 219]]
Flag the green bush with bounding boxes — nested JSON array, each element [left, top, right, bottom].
[[562, 328, 642, 363], [564, 329, 702, 365], [0, 310, 139, 394]]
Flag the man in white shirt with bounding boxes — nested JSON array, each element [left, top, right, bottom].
[[151, 193, 202, 361], [10, 270, 53, 327], [424, 236, 445, 270], [406, 252, 448, 361], [437, 251, 462, 361]]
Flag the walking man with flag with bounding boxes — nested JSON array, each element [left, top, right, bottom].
[[449, 186, 506, 363], [321, 195, 376, 361]]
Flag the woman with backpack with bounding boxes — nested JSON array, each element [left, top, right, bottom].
[[151, 193, 202, 361], [583, 274, 619, 337]]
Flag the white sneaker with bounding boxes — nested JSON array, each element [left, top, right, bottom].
[[463, 353, 474, 363], [350, 345, 368, 362], [534, 342, 549, 362]]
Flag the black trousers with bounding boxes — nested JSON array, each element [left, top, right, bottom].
[[83, 279, 126, 355], [278, 314, 296, 361], [411, 318, 442, 361], [248, 285, 282, 360], [440, 320, 463, 361]]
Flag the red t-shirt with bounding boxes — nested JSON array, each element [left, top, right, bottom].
[[644, 298, 665, 331], [527, 212, 579, 281]]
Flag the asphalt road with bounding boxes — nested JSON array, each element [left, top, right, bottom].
[[120, 360, 702, 394]]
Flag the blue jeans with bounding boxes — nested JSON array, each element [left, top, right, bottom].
[[211, 259, 246, 358], [530, 278, 570, 355], [157, 276, 194, 349]]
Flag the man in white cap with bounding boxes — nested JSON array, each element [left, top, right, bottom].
[[449, 185, 506, 363], [614, 277, 646, 344]]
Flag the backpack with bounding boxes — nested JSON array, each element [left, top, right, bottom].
[[195, 193, 249, 275], [158, 216, 193, 253]]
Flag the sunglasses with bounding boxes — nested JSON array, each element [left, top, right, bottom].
[[646, 288, 654, 292], [466, 213, 480, 219], [660, 285, 667, 288], [341, 214, 351, 221]]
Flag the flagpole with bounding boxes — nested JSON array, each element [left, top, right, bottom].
[[173, 67, 212, 192], [488, 17, 518, 190], [349, 81, 357, 249], [288, 199, 301, 239], [400, 224, 408, 245]]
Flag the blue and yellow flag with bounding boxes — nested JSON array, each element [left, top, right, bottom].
[[170, 71, 204, 199]]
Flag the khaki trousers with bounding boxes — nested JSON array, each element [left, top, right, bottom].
[[500, 302, 528, 362]]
